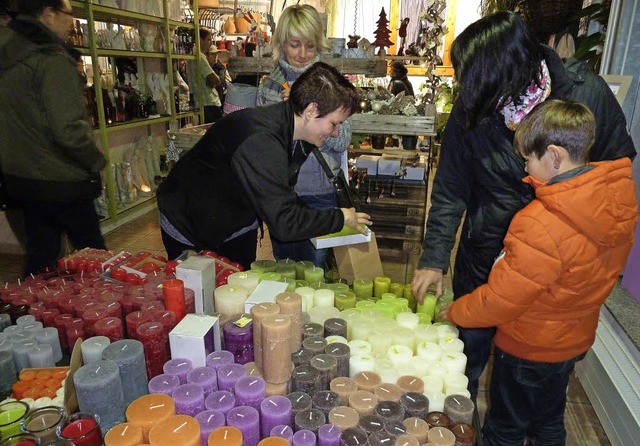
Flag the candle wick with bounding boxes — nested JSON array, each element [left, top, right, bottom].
[[150, 404, 165, 410], [453, 397, 460, 405], [237, 413, 244, 418], [269, 400, 277, 407], [173, 421, 187, 433], [224, 431, 228, 439], [122, 426, 128, 435], [207, 415, 215, 423], [95, 366, 101, 374]]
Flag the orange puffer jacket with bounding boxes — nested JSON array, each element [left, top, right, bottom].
[[449, 157, 638, 362]]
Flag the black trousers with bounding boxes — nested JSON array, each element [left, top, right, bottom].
[[22, 200, 105, 276]]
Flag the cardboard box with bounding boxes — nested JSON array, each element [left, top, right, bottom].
[[355, 155, 379, 175], [402, 165, 426, 181], [244, 280, 289, 313], [311, 226, 371, 249], [333, 231, 383, 284], [169, 314, 221, 368], [378, 155, 402, 176], [176, 256, 217, 314]]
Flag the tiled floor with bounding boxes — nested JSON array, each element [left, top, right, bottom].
[[0, 204, 611, 445]]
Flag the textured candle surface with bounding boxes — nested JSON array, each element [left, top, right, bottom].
[[148, 414, 199, 446], [102, 339, 149, 407], [260, 395, 293, 439], [73, 360, 125, 431], [125, 393, 175, 442]]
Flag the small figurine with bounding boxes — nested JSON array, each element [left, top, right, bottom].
[[397, 17, 410, 56], [347, 35, 360, 49]]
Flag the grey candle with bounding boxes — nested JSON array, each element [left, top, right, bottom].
[[302, 336, 327, 355], [291, 364, 321, 396], [400, 391, 429, 419], [73, 359, 125, 431], [323, 318, 347, 338], [102, 339, 148, 407], [286, 391, 313, 418], [34, 327, 62, 363], [310, 354, 338, 391], [0, 350, 17, 398], [301, 322, 324, 340], [325, 342, 350, 377], [294, 408, 326, 433], [292, 349, 314, 367], [311, 390, 341, 417], [443, 394, 475, 425], [374, 400, 405, 422]]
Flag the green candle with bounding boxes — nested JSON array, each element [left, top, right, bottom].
[[250, 259, 277, 274], [355, 300, 376, 312], [352, 279, 373, 300], [281, 277, 297, 291], [295, 280, 309, 288], [417, 292, 438, 323], [307, 281, 325, 290], [0, 401, 29, 439], [304, 266, 325, 284], [335, 291, 357, 310], [330, 282, 350, 294], [276, 259, 297, 280], [373, 300, 395, 319], [380, 293, 397, 301], [295, 261, 315, 280], [260, 271, 282, 282], [403, 284, 417, 312], [388, 282, 404, 298], [416, 312, 432, 324], [373, 276, 391, 298]]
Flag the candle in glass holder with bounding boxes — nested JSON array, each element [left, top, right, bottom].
[[0, 400, 30, 439], [162, 279, 186, 323], [250, 302, 281, 370], [163, 358, 193, 384], [172, 383, 205, 416], [102, 339, 149, 407], [148, 373, 180, 396], [57, 412, 103, 446], [208, 426, 243, 446], [223, 316, 254, 365], [275, 292, 302, 353], [125, 393, 175, 442], [426, 426, 456, 446], [73, 360, 125, 432], [260, 395, 292, 439], [261, 314, 292, 384], [204, 390, 236, 417], [443, 394, 474, 425], [93, 317, 124, 343], [195, 410, 225, 446], [148, 414, 200, 446], [226, 405, 260, 446]]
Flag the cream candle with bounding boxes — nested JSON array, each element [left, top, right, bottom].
[[214, 285, 248, 324], [227, 271, 260, 294], [349, 320, 371, 341], [426, 426, 456, 446], [347, 390, 378, 417], [226, 406, 260, 446], [250, 302, 281, 370], [390, 326, 415, 351], [435, 324, 459, 340], [125, 393, 175, 442], [425, 392, 446, 413], [261, 315, 293, 385], [234, 376, 266, 410], [325, 335, 348, 345], [373, 277, 391, 299], [307, 306, 340, 326], [439, 337, 464, 353], [422, 375, 444, 394], [207, 426, 243, 446], [351, 279, 373, 300], [402, 417, 429, 444], [395, 312, 419, 330], [313, 289, 334, 308], [294, 287, 315, 312], [73, 360, 126, 431], [148, 414, 200, 446], [387, 345, 413, 370], [327, 405, 359, 430], [414, 324, 439, 344], [444, 372, 469, 396], [408, 356, 430, 377], [347, 340, 372, 356], [275, 292, 303, 353], [372, 382, 402, 403], [329, 377, 358, 402], [441, 352, 467, 374], [348, 354, 376, 378], [425, 360, 448, 379], [416, 341, 442, 361]]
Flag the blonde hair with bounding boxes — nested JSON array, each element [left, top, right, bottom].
[[271, 4, 329, 61]]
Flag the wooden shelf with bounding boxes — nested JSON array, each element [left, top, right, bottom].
[[351, 114, 436, 136], [227, 56, 387, 76]]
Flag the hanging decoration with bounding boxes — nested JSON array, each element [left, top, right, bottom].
[[372, 7, 394, 55], [405, 0, 448, 73]]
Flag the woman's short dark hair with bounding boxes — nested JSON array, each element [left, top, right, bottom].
[[289, 62, 359, 117], [17, 0, 62, 17], [452, 11, 542, 129]]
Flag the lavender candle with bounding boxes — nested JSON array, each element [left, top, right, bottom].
[[222, 317, 254, 364], [102, 339, 149, 407], [292, 429, 316, 446], [270, 425, 294, 443], [226, 405, 260, 446], [148, 373, 181, 396], [234, 376, 266, 409], [317, 423, 341, 446], [172, 383, 205, 416], [216, 363, 247, 393], [163, 358, 193, 384], [195, 410, 225, 446], [187, 366, 218, 398], [260, 395, 293, 439], [205, 350, 235, 371], [204, 390, 236, 418]]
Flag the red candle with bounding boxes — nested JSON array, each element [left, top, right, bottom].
[[126, 310, 153, 340], [66, 326, 86, 351], [94, 316, 124, 342], [82, 308, 108, 337], [54, 314, 74, 349], [110, 267, 127, 282], [59, 415, 102, 446], [124, 273, 141, 285], [162, 279, 186, 322], [41, 308, 60, 327], [101, 301, 122, 319], [138, 321, 168, 379]]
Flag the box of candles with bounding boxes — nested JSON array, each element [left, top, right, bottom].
[[169, 314, 221, 368], [106, 251, 168, 281]]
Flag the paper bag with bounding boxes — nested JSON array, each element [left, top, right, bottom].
[[333, 231, 384, 284]]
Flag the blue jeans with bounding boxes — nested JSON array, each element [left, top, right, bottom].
[[459, 326, 496, 401], [271, 192, 335, 267], [483, 347, 586, 446]]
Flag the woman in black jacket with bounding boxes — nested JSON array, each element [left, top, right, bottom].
[[411, 11, 635, 404], [157, 62, 371, 269]]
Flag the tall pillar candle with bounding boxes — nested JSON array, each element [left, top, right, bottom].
[[0, 350, 17, 399], [163, 358, 193, 384], [214, 285, 249, 325], [325, 342, 350, 377], [34, 327, 62, 362], [216, 363, 247, 393], [104, 422, 144, 446], [125, 393, 176, 442], [261, 314, 292, 384], [148, 414, 200, 446], [187, 366, 218, 398], [195, 410, 225, 446], [162, 279, 186, 323], [172, 383, 205, 416], [204, 390, 236, 417], [148, 373, 180, 396], [310, 354, 338, 391], [250, 302, 280, 370], [137, 322, 168, 379], [275, 292, 303, 353], [294, 287, 314, 312], [226, 405, 260, 446], [80, 336, 110, 365], [223, 316, 254, 364], [260, 395, 293, 439], [208, 426, 243, 446], [73, 359, 126, 431], [102, 339, 149, 407]]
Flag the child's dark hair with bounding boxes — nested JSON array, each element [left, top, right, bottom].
[[289, 62, 359, 117], [514, 99, 595, 163]]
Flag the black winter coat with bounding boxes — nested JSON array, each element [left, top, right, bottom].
[[156, 101, 345, 250], [418, 46, 636, 297]]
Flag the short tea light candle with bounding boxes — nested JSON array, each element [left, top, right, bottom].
[[207, 426, 243, 446], [103, 422, 144, 446], [147, 414, 200, 446], [402, 417, 429, 444], [226, 405, 260, 446], [102, 339, 149, 407], [204, 390, 236, 417], [148, 373, 180, 396], [73, 360, 126, 431], [125, 393, 176, 443], [259, 395, 292, 439], [194, 410, 225, 446], [327, 406, 359, 430]]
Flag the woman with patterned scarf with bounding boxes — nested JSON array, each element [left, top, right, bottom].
[[257, 4, 351, 267], [411, 11, 635, 404]]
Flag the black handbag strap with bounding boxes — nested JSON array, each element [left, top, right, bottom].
[[312, 147, 337, 181]]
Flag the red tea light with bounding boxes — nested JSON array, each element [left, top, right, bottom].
[[94, 316, 124, 342], [101, 301, 122, 319], [41, 308, 61, 327], [110, 268, 127, 282], [124, 273, 142, 285], [82, 308, 108, 337], [141, 301, 164, 312]]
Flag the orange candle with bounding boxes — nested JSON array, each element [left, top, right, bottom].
[[125, 394, 175, 442], [148, 415, 199, 446], [104, 422, 144, 446], [208, 426, 243, 446], [162, 279, 186, 322], [257, 437, 290, 445]]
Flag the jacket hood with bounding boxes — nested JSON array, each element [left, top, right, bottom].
[[524, 157, 637, 247]]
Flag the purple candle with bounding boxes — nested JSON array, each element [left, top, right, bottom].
[[318, 423, 341, 446], [172, 383, 205, 416], [270, 425, 294, 443], [226, 405, 260, 446], [205, 350, 235, 371], [260, 395, 293, 439], [216, 363, 247, 393], [223, 318, 254, 364], [292, 429, 316, 446], [204, 390, 236, 418], [194, 410, 225, 446], [163, 358, 193, 384], [234, 376, 266, 410], [148, 373, 181, 396], [187, 366, 218, 398]]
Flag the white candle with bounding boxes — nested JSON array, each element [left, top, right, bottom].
[[313, 289, 335, 308], [416, 341, 442, 361], [349, 354, 376, 378], [81, 336, 111, 364], [227, 271, 260, 294], [436, 324, 459, 339], [294, 287, 315, 312], [408, 356, 430, 377], [414, 324, 439, 344], [387, 345, 413, 370], [439, 337, 464, 353], [367, 330, 393, 353], [16, 315, 36, 326], [347, 340, 372, 356], [27, 344, 54, 367], [441, 351, 467, 374], [214, 285, 248, 323], [444, 372, 469, 395], [396, 312, 419, 329], [425, 360, 448, 379], [34, 327, 62, 363], [422, 375, 444, 394], [391, 326, 415, 351], [349, 319, 371, 341], [307, 306, 340, 326], [325, 335, 348, 345], [424, 390, 446, 412], [375, 359, 400, 384]]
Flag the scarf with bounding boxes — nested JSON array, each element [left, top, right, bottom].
[[277, 54, 322, 85], [499, 60, 551, 131]]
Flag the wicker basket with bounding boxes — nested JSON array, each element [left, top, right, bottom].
[[520, 0, 583, 42], [174, 124, 211, 153]]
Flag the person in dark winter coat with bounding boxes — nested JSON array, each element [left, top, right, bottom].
[[157, 62, 371, 270], [411, 11, 636, 400], [0, 0, 107, 276]]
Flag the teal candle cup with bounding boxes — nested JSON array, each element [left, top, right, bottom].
[[0, 401, 30, 440]]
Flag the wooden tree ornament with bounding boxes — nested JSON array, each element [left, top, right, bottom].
[[372, 7, 394, 55]]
